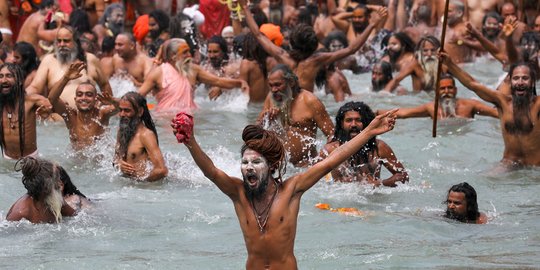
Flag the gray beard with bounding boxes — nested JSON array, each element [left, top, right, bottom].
[[108, 22, 124, 36], [56, 47, 78, 65], [117, 116, 140, 160], [420, 57, 438, 90], [45, 187, 64, 223], [175, 58, 192, 76], [440, 97, 457, 118]]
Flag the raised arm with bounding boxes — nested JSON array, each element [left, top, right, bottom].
[[466, 22, 507, 63], [240, 0, 295, 67], [138, 65, 162, 97], [379, 103, 431, 119], [47, 62, 85, 116], [441, 52, 506, 105], [370, 140, 408, 187], [292, 110, 397, 194], [471, 100, 499, 118], [321, 8, 388, 65]]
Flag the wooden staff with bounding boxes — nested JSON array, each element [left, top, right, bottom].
[[432, 0, 450, 138]]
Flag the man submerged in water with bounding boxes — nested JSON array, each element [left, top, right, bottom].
[[377, 74, 498, 120], [444, 182, 487, 224], [173, 109, 397, 269]]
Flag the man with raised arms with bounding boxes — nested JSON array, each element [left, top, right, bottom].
[[378, 74, 498, 120], [26, 25, 112, 108], [258, 64, 334, 167], [173, 109, 397, 269], [48, 62, 119, 151], [441, 52, 540, 169], [241, 0, 387, 92]]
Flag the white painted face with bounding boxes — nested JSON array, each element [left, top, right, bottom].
[[241, 149, 270, 190]]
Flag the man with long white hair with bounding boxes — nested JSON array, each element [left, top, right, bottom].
[[6, 157, 76, 223], [138, 38, 248, 113]]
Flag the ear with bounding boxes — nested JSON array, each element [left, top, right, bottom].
[[138, 107, 144, 117]]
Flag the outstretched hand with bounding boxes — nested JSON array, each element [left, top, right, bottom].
[[208, 87, 223, 100], [364, 109, 397, 136], [502, 16, 518, 38], [97, 90, 118, 107], [171, 112, 194, 144], [64, 62, 85, 81]]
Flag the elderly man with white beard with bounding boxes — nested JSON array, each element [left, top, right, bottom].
[[383, 35, 441, 93], [7, 157, 76, 223], [258, 64, 334, 167], [377, 74, 498, 120], [138, 38, 249, 113], [26, 26, 112, 109]]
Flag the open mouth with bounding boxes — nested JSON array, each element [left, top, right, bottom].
[[246, 173, 259, 187]]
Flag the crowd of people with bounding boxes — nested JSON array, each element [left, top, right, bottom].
[[1, 0, 539, 268]]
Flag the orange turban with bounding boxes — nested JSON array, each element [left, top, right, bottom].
[[133, 15, 149, 43], [259, 24, 283, 47]]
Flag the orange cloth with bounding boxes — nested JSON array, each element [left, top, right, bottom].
[[133, 15, 149, 43], [259, 23, 283, 46], [156, 63, 197, 113]]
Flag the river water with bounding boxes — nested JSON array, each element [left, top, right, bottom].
[[1, 58, 540, 269]]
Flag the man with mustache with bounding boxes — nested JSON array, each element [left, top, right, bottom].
[[114, 92, 168, 182], [0, 63, 52, 159], [147, 9, 170, 57], [139, 39, 248, 113], [321, 102, 408, 186], [384, 35, 441, 92], [378, 74, 498, 120], [47, 62, 119, 151], [102, 32, 153, 88], [441, 52, 540, 169], [381, 32, 416, 72], [174, 109, 397, 269], [444, 182, 487, 224], [372, 61, 406, 94], [92, 3, 125, 48], [242, 0, 387, 92], [258, 64, 334, 167], [6, 157, 76, 223], [27, 26, 112, 109]]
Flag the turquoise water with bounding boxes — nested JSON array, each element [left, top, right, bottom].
[[1, 59, 540, 269]]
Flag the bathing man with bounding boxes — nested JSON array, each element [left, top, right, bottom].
[[26, 25, 112, 108], [6, 157, 76, 223], [377, 74, 498, 120], [258, 64, 334, 167], [445, 182, 487, 224], [321, 102, 408, 186], [114, 92, 168, 181], [0, 63, 52, 159], [441, 52, 540, 168], [175, 110, 397, 269], [48, 62, 119, 151]]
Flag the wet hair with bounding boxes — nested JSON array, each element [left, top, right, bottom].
[[243, 33, 269, 78], [269, 64, 301, 96], [101, 36, 115, 54], [120, 92, 158, 142], [99, 3, 124, 25], [390, 32, 416, 54], [332, 101, 377, 165], [323, 30, 349, 50], [15, 157, 59, 201], [416, 35, 441, 52], [0, 63, 26, 157], [149, 9, 170, 34], [446, 182, 480, 222], [289, 24, 318, 61], [352, 4, 370, 16], [377, 61, 393, 81], [208, 35, 229, 61], [13, 42, 40, 79], [69, 9, 92, 35], [58, 166, 86, 198], [56, 25, 87, 67], [240, 125, 285, 183]]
